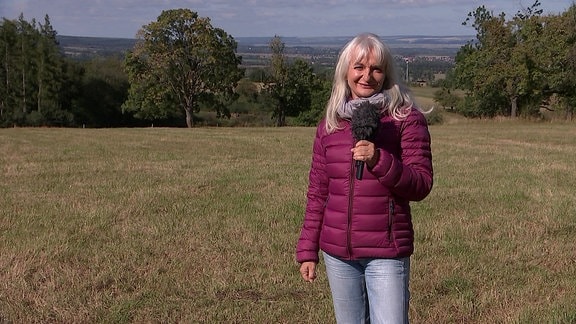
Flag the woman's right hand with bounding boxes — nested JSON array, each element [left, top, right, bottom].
[[299, 261, 317, 283]]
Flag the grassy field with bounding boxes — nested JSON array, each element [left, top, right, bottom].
[[411, 86, 438, 107], [1, 121, 575, 323]]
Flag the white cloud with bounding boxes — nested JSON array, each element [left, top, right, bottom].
[[1, 0, 572, 38]]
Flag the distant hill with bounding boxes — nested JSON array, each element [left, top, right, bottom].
[[57, 35, 472, 59], [58, 35, 136, 58], [236, 35, 472, 48]]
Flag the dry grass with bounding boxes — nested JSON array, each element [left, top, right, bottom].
[[411, 86, 438, 109], [1, 121, 575, 323]]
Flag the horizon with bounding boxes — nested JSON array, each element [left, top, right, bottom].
[[55, 34, 475, 41]]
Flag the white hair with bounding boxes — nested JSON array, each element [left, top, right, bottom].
[[325, 33, 415, 133]]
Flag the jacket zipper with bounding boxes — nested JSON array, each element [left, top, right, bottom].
[[347, 157, 355, 258], [389, 198, 395, 242]]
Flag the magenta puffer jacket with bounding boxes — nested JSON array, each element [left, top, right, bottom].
[[296, 108, 433, 263]]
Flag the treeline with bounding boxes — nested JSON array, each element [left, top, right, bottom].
[[0, 14, 143, 127], [0, 11, 332, 128], [1, 14, 75, 127], [2, 3, 575, 128], [0, 10, 455, 129], [437, 1, 576, 119]]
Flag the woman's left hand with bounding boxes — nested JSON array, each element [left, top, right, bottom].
[[351, 140, 379, 167]]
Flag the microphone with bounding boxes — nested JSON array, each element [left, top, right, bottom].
[[351, 101, 381, 180]]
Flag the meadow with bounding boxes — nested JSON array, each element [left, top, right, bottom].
[[1, 120, 575, 323]]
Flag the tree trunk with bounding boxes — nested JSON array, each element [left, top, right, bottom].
[[21, 37, 26, 114], [275, 108, 285, 127], [185, 107, 194, 128], [510, 95, 518, 118], [37, 55, 44, 114], [37, 78, 42, 114]]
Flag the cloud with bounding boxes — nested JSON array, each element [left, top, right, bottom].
[[1, 0, 572, 38]]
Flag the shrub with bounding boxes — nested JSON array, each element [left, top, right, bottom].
[[424, 108, 444, 125]]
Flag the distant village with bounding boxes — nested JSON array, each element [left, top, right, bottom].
[[57, 35, 464, 85]]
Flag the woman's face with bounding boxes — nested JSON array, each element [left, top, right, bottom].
[[346, 50, 385, 99]]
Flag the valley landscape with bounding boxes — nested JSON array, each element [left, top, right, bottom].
[[57, 34, 468, 66]]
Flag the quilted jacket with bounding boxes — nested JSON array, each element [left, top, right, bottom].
[[296, 108, 433, 263]]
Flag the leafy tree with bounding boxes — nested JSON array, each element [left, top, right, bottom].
[[433, 87, 461, 110], [451, 1, 576, 120], [465, 7, 523, 117], [246, 67, 268, 83], [452, 2, 549, 118], [452, 7, 507, 117], [0, 18, 19, 124], [74, 57, 133, 127], [266, 35, 288, 126], [235, 78, 259, 104], [265, 35, 320, 126], [537, 5, 576, 120], [296, 78, 331, 126], [34, 15, 75, 125], [123, 9, 243, 127], [59, 59, 84, 124], [16, 14, 37, 121], [36, 16, 60, 113]]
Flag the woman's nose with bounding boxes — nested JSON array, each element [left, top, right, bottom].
[[362, 70, 373, 81]]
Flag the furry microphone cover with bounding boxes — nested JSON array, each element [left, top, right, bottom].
[[351, 101, 381, 180]]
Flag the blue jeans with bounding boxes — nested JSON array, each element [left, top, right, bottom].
[[323, 252, 411, 324]]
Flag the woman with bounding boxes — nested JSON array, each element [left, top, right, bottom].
[[295, 33, 433, 323]]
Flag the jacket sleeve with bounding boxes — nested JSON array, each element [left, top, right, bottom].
[[370, 109, 433, 201], [295, 123, 329, 263]]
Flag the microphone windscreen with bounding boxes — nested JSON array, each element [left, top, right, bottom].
[[351, 101, 380, 141]]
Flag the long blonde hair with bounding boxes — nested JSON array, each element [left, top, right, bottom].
[[325, 33, 414, 133]]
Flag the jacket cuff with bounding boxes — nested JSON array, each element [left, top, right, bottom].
[[369, 148, 393, 175], [296, 251, 319, 264]]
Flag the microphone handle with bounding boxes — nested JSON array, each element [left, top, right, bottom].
[[355, 160, 364, 180]]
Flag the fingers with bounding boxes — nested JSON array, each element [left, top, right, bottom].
[[351, 140, 375, 162], [300, 262, 317, 283], [355, 140, 372, 147]]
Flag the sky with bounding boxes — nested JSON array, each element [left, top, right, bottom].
[[0, 0, 573, 39]]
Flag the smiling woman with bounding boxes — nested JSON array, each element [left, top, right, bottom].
[[347, 50, 385, 99], [296, 33, 433, 324]]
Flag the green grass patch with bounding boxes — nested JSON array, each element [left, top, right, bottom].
[[1, 121, 575, 322]]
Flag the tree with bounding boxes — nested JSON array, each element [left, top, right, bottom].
[[0, 14, 74, 127], [36, 15, 61, 115], [452, 2, 547, 118], [123, 9, 243, 127], [235, 78, 259, 104], [537, 4, 576, 120], [266, 35, 288, 126], [265, 35, 319, 126], [16, 14, 37, 120], [296, 78, 331, 126], [0, 18, 19, 124], [433, 87, 461, 110], [34, 15, 75, 125], [75, 57, 133, 127], [452, 7, 510, 117]]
